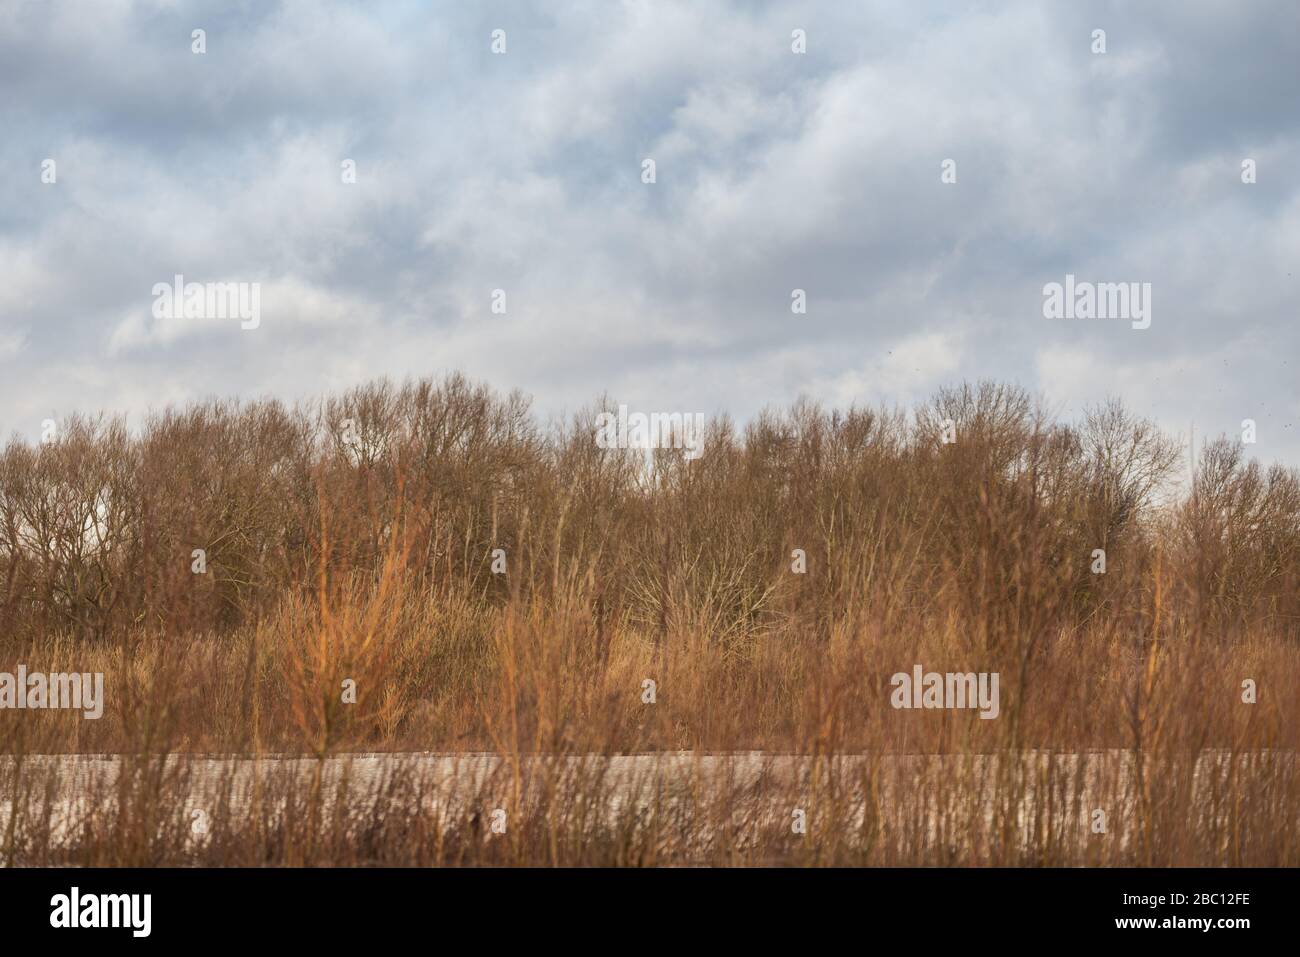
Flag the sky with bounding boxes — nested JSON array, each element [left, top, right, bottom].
[[1, 0, 1297, 463]]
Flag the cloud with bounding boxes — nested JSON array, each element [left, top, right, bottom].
[[0, 0, 1295, 463], [817, 330, 967, 410], [0, 329, 24, 360]]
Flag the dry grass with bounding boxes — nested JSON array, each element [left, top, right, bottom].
[[1, 375, 1296, 865]]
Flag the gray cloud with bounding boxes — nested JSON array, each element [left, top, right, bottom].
[[1, 0, 1297, 464]]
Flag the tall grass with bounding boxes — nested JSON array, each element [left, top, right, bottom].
[[1, 375, 1296, 865]]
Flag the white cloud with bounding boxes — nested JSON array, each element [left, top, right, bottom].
[[0, 0, 1295, 465], [819, 330, 967, 409], [0, 329, 24, 360]]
